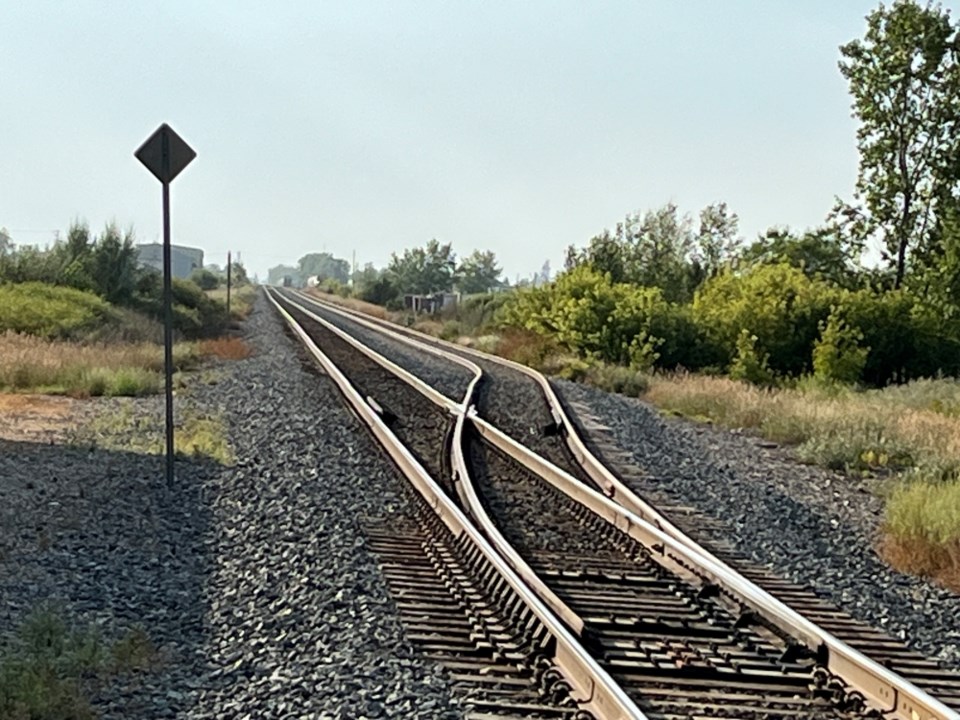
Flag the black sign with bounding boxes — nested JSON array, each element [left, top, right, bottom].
[[135, 124, 196, 184]]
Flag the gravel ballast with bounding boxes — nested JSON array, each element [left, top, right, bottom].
[[284, 292, 473, 403], [0, 292, 462, 719], [552, 378, 960, 669]]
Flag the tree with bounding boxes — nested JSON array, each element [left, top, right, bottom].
[[297, 252, 350, 284], [695, 202, 741, 278], [89, 224, 138, 304], [190, 268, 220, 290], [231, 261, 250, 286], [837, 0, 960, 288], [387, 239, 456, 294], [739, 227, 864, 289], [267, 264, 300, 286], [0, 227, 10, 256], [457, 250, 502, 293]]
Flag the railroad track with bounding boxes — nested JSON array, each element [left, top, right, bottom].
[[267, 287, 960, 720]]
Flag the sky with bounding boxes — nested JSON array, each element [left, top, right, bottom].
[[3, 1, 950, 282]]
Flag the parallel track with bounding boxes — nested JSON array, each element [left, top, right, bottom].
[[272, 288, 960, 720]]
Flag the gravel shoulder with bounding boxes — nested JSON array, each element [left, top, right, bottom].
[[552, 378, 960, 670], [0, 292, 462, 719]]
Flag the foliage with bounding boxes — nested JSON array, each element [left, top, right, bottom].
[[565, 202, 742, 302], [387, 238, 457, 294], [266, 263, 301, 286], [457, 249, 503, 293], [693, 263, 841, 377], [502, 265, 673, 369], [739, 226, 863, 289], [190, 268, 220, 290], [298, 252, 350, 284], [0, 283, 112, 339], [728, 329, 776, 386], [0, 331, 202, 396], [812, 309, 870, 384], [837, 0, 960, 288]]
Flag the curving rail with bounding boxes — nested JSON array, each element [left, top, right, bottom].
[[283, 288, 960, 720], [266, 287, 645, 719]]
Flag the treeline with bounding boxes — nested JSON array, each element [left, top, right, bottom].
[[268, 241, 507, 308], [0, 221, 243, 338], [505, 0, 960, 387]]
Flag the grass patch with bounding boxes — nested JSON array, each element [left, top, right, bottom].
[[644, 373, 960, 588], [304, 288, 389, 319], [78, 402, 234, 465], [198, 336, 252, 360], [206, 285, 257, 321], [0, 605, 159, 720], [0, 332, 202, 397], [881, 472, 960, 589]]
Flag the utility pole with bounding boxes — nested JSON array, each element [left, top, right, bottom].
[[226, 251, 232, 318]]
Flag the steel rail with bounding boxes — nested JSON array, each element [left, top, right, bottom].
[[266, 287, 645, 719], [287, 290, 959, 720], [274, 291, 590, 634]]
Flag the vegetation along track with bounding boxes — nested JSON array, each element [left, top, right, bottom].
[[273, 288, 960, 719]]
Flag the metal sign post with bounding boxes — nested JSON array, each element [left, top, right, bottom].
[[135, 124, 196, 488]]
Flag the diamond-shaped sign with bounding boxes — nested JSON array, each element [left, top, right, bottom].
[[135, 124, 196, 184]]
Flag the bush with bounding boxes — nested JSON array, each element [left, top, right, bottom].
[[582, 362, 650, 396], [693, 263, 841, 377], [728, 329, 776, 386], [812, 309, 869, 385], [190, 268, 220, 290], [502, 266, 675, 369], [439, 320, 462, 341], [0, 283, 112, 339]]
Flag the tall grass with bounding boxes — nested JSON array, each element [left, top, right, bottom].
[[645, 373, 960, 589], [0, 332, 202, 397]]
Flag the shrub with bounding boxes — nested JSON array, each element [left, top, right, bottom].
[[190, 268, 220, 290], [728, 330, 775, 386], [439, 320, 462, 341], [693, 264, 841, 377], [583, 362, 650, 396], [0, 283, 112, 339], [812, 309, 869, 385]]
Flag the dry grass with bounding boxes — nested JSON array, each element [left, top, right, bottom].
[[0, 332, 202, 397], [198, 336, 253, 360], [305, 288, 389, 319], [645, 372, 960, 588], [206, 285, 257, 321]]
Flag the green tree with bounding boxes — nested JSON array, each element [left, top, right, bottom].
[[89, 224, 138, 305], [837, 0, 960, 288], [695, 202, 741, 279], [457, 250, 502, 294], [267, 264, 301, 286], [190, 268, 220, 290], [739, 226, 863, 288], [0, 227, 10, 256], [387, 239, 456, 294], [298, 252, 350, 283], [230, 261, 250, 286]]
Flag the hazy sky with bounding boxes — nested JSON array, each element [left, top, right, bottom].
[[3, 1, 942, 281]]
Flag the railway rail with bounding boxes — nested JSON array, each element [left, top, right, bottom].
[[267, 287, 960, 720]]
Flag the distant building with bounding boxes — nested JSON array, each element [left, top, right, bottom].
[[136, 243, 204, 279]]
